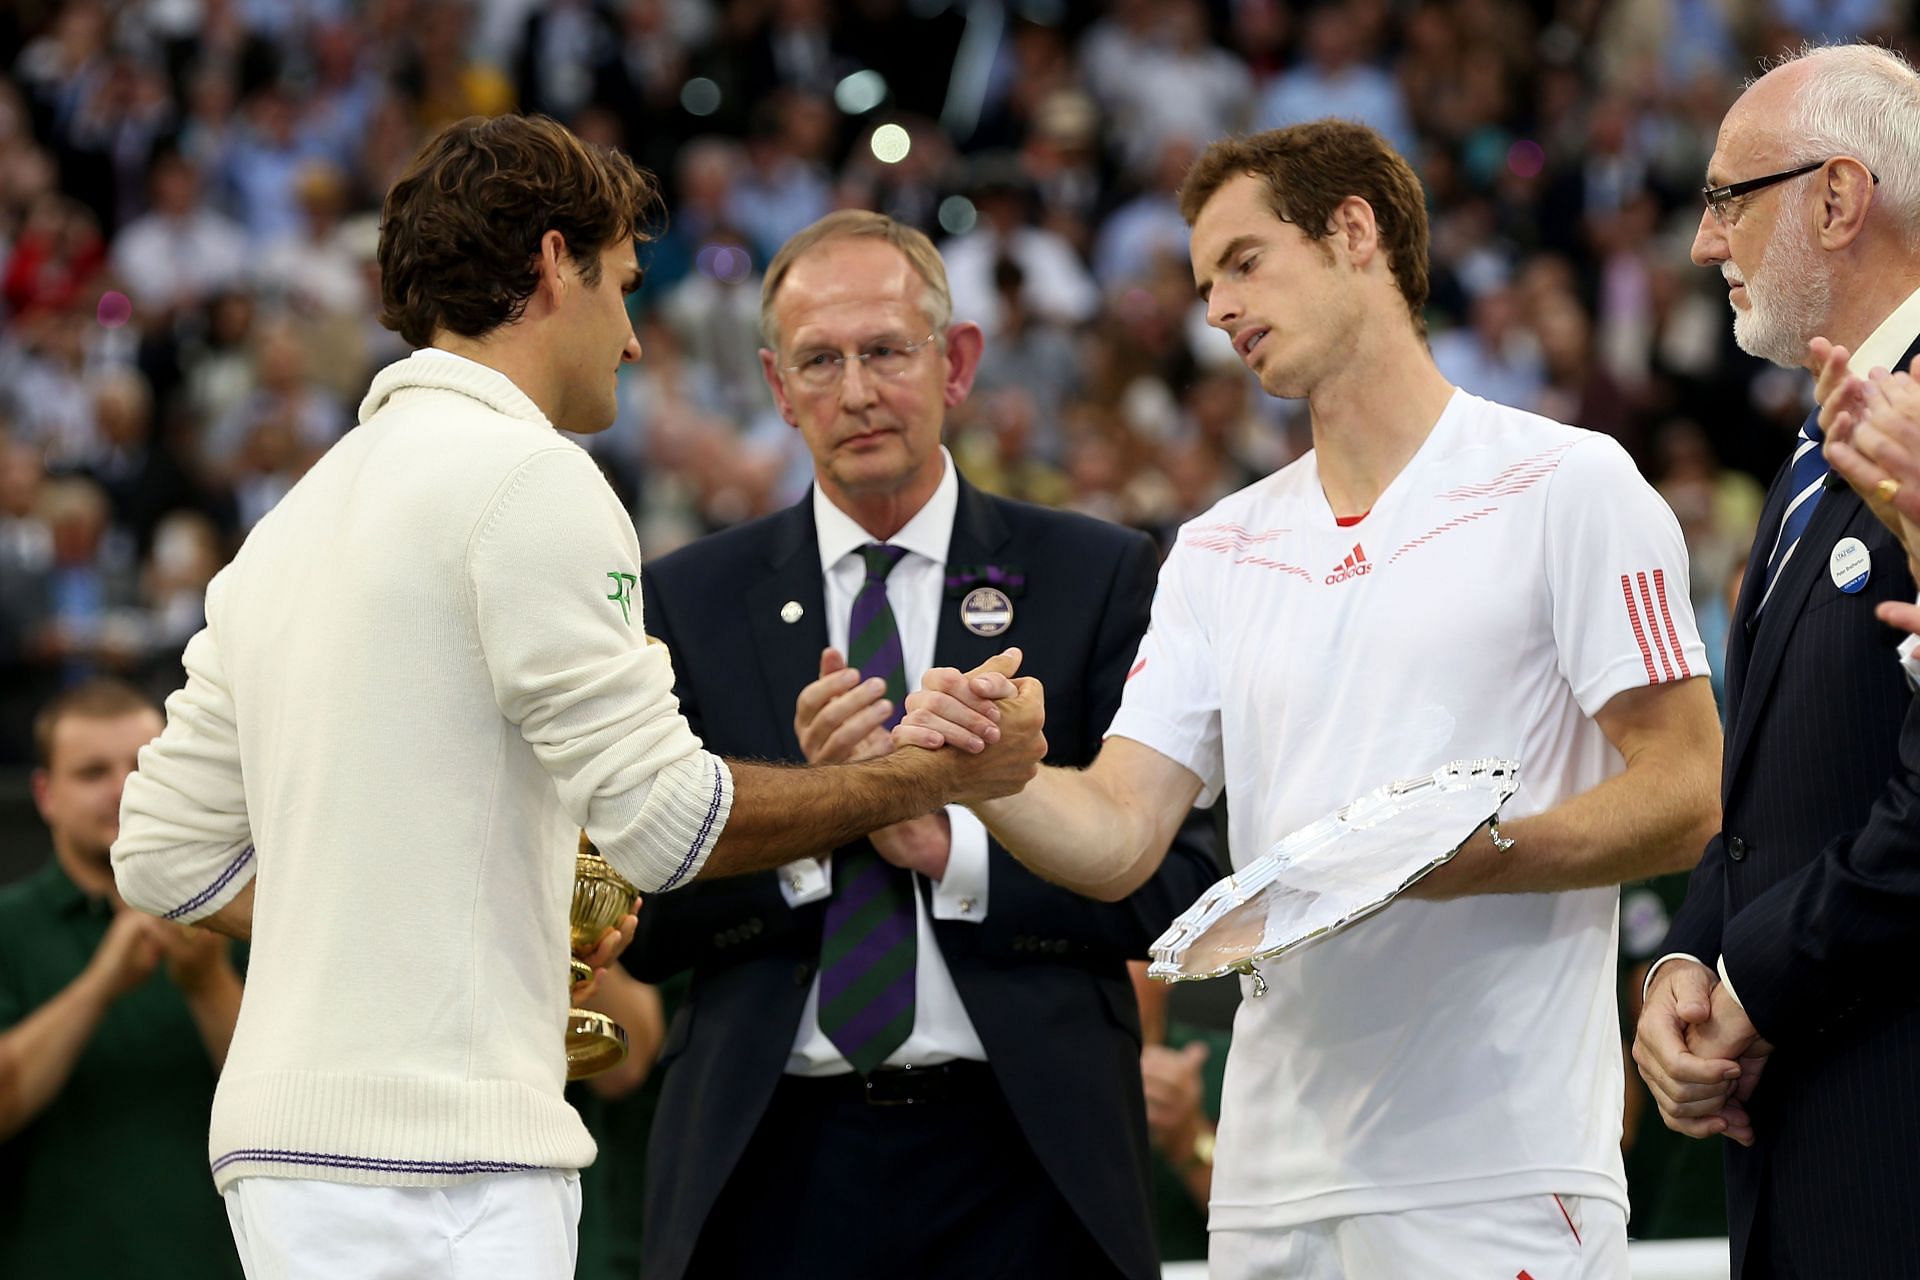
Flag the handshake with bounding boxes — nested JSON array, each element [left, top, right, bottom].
[[793, 644, 1050, 808]]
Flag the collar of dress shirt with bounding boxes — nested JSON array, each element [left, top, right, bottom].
[[1848, 283, 1920, 376], [812, 446, 958, 576]]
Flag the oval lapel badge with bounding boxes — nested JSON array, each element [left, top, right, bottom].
[[960, 586, 1014, 637]]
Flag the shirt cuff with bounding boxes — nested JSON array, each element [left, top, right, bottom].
[[777, 856, 831, 908], [1642, 951, 1709, 1002], [930, 805, 988, 923], [1716, 954, 1745, 1011], [1898, 608, 1920, 688]]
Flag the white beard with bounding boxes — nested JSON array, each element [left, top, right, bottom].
[[1731, 196, 1832, 368]]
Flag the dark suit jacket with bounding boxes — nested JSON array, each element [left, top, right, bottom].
[[1660, 386, 1920, 1275], [630, 478, 1219, 1280]]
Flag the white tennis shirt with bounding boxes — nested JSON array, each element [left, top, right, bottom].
[[1110, 389, 1706, 1228]]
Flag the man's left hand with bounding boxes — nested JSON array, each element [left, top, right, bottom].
[[160, 923, 235, 994], [571, 897, 640, 1003], [870, 811, 952, 881], [1684, 980, 1774, 1147]]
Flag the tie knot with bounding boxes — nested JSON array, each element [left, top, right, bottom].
[[860, 543, 907, 583]]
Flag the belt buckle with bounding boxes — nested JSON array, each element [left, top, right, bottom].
[[863, 1063, 937, 1106]]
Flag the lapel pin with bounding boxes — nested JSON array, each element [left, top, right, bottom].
[[780, 600, 804, 624], [959, 586, 1013, 637], [1829, 537, 1871, 594]]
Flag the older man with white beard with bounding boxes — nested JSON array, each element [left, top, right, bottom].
[[1632, 42, 1920, 1278]]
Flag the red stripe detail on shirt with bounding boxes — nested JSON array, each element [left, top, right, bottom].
[[1127, 656, 1147, 682], [1653, 569, 1691, 678], [1622, 575, 1659, 682], [1637, 572, 1677, 681], [1553, 1194, 1583, 1245], [1334, 510, 1369, 527]]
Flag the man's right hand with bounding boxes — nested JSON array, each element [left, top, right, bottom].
[[797, 648, 916, 764], [909, 650, 1046, 805], [84, 910, 169, 1002], [1631, 957, 1741, 1140], [895, 649, 1025, 754]]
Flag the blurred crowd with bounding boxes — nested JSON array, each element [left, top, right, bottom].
[[2, 0, 1912, 761]]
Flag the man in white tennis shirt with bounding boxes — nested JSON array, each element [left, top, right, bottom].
[[108, 115, 1044, 1280], [896, 121, 1725, 1277]]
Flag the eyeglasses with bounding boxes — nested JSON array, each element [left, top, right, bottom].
[[1701, 158, 1880, 225], [781, 332, 941, 389]]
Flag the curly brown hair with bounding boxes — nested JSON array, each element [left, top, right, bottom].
[[377, 115, 663, 347], [1179, 122, 1430, 334]]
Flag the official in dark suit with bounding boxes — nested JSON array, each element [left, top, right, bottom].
[[1634, 45, 1920, 1278], [629, 211, 1218, 1280]]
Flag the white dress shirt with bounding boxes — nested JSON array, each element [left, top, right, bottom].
[[780, 448, 992, 1074]]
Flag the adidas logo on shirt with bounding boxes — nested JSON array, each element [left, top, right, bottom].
[[1324, 543, 1371, 585]]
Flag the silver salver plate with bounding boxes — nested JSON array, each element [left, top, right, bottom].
[[1148, 758, 1520, 990]]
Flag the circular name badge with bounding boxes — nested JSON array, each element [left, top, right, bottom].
[[959, 586, 1014, 636], [1829, 536, 1871, 595]]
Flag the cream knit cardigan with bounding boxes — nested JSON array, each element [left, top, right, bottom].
[[113, 352, 733, 1189]]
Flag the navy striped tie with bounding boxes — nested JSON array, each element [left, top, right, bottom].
[[817, 544, 917, 1075], [1757, 415, 1828, 614]]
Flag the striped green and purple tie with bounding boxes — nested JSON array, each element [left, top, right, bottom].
[[818, 543, 917, 1075]]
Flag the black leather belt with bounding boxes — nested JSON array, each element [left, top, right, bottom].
[[783, 1060, 996, 1107]]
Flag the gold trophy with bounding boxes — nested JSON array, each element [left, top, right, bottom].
[[566, 832, 639, 1080]]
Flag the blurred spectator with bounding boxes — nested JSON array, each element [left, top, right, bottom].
[[0, 679, 244, 1278], [109, 148, 248, 319], [1430, 284, 1547, 413], [253, 160, 369, 317], [6, 304, 110, 470], [970, 255, 1080, 434], [1091, 0, 1251, 176], [3, 193, 103, 320], [222, 86, 333, 243], [395, 0, 516, 130], [1257, 3, 1413, 156], [726, 94, 833, 264], [1093, 137, 1200, 291], [140, 509, 223, 655], [31, 475, 145, 681], [952, 385, 1073, 508], [512, 0, 621, 123], [83, 365, 217, 556], [941, 157, 1098, 337]]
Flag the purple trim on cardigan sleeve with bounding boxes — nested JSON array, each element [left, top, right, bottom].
[[162, 844, 256, 921], [659, 759, 726, 892]]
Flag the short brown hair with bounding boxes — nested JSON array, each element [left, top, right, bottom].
[[760, 210, 953, 348], [1180, 122, 1431, 333], [378, 115, 663, 347], [33, 679, 159, 769]]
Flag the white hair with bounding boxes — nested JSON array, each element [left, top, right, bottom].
[[1770, 43, 1920, 249]]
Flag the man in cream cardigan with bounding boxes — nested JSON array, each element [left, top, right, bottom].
[[110, 115, 1045, 1279]]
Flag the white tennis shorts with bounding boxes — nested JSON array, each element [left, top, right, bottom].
[[1210, 1193, 1628, 1279], [222, 1170, 582, 1280]]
